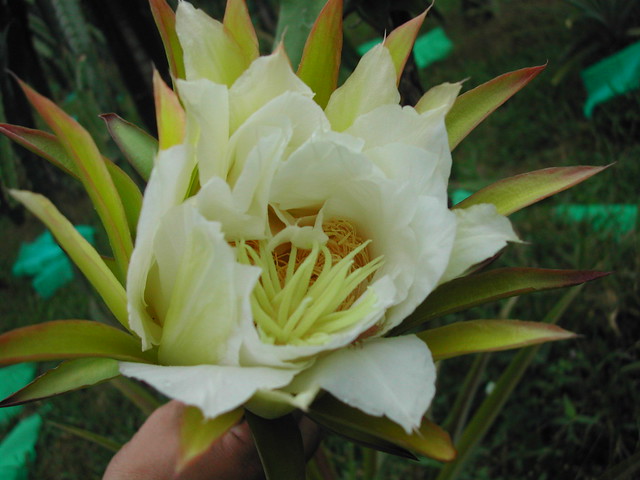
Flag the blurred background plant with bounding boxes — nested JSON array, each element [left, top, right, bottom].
[[0, 0, 638, 479]]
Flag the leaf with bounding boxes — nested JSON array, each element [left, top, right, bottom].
[[17, 80, 133, 280], [10, 190, 130, 329], [245, 410, 306, 480], [453, 165, 609, 216], [149, 0, 185, 80], [418, 319, 576, 361], [176, 406, 243, 473], [153, 70, 186, 150], [383, 9, 428, 84], [0, 320, 154, 365], [434, 287, 583, 480], [110, 377, 162, 416], [223, 0, 259, 64], [307, 395, 456, 462], [275, 0, 327, 69], [0, 358, 120, 407], [48, 420, 122, 452], [297, 0, 343, 108], [101, 113, 158, 181], [0, 124, 142, 234], [391, 268, 608, 334], [446, 65, 545, 150]]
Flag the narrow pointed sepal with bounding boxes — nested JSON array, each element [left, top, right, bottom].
[[149, 0, 186, 80], [419, 320, 576, 361], [308, 395, 456, 462], [223, 0, 260, 64], [0, 358, 120, 407], [176, 406, 244, 474], [153, 70, 186, 150], [446, 65, 545, 150], [245, 411, 306, 480], [392, 268, 608, 334], [297, 0, 343, 108], [454, 165, 609, 216], [16, 79, 133, 278], [0, 320, 154, 365], [384, 9, 428, 84], [9, 190, 130, 328], [101, 114, 158, 181]]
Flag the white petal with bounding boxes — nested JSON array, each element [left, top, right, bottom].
[[229, 49, 314, 133], [153, 205, 260, 366], [177, 79, 230, 183], [176, 2, 248, 85], [325, 45, 400, 132], [127, 146, 194, 349], [291, 335, 436, 433], [119, 362, 297, 419], [441, 203, 520, 283]]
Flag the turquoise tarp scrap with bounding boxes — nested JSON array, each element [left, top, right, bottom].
[[12, 226, 96, 298], [553, 204, 637, 237], [0, 414, 42, 480], [581, 40, 640, 118], [451, 188, 474, 205], [0, 364, 37, 427], [356, 27, 453, 69]]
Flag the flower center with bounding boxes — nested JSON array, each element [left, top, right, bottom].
[[236, 219, 383, 346]]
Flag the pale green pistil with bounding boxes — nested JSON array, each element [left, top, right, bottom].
[[236, 224, 383, 346]]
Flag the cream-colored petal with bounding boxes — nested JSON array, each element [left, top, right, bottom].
[[229, 48, 314, 133], [415, 82, 463, 115], [324, 45, 400, 132], [153, 205, 260, 366], [119, 362, 298, 419], [127, 146, 194, 349], [176, 2, 248, 85], [291, 335, 436, 433], [440, 203, 520, 283]]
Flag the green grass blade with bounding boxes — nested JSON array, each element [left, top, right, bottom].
[[48, 420, 122, 452], [110, 377, 162, 416], [0, 358, 120, 407], [246, 410, 306, 480], [435, 286, 583, 480]]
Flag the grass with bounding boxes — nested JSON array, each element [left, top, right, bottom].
[[0, 0, 638, 478]]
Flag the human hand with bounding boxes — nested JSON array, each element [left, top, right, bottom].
[[103, 401, 320, 480]]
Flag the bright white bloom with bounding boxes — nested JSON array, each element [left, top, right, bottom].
[[122, 2, 518, 433]]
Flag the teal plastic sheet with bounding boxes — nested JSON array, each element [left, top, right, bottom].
[[451, 188, 473, 205], [581, 41, 640, 118], [357, 27, 453, 69], [12, 226, 95, 298], [554, 204, 637, 239], [0, 414, 42, 480], [0, 364, 37, 427]]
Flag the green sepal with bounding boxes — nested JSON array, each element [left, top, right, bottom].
[[446, 65, 545, 150], [297, 0, 343, 108], [0, 124, 142, 235], [246, 410, 306, 480], [383, 9, 427, 84], [0, 358, 120, 407], [307, 395, 456, 462], [0, 320, 154, 365], [101, 113, 158, 181], [275, 0, 327, 69], [176, 406, 243, 474], [454, 165, 609, 216], [418, 319, 576, 361], [391, 268, 608, 335], [149, 0, 186, 81]]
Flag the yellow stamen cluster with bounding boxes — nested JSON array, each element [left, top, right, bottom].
[[236, 220, 383, 345]]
